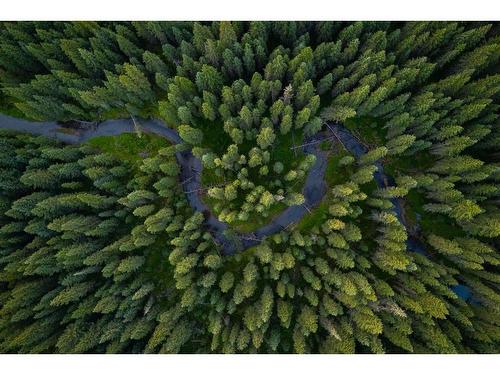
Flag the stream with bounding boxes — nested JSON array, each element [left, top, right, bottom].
[[0, 114, 473, 301]]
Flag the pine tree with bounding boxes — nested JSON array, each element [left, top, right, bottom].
[[178, 125, 203, 145], [0, 20, 499, 355], [256, 126, 276, 149]]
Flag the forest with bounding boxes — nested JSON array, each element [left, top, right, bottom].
[[0, 21, 498, 354]]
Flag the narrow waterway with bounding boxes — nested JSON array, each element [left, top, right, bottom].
[[0, 114, 473, 301]]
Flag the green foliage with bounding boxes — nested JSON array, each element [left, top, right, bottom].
[[0, 20, 499, 355]]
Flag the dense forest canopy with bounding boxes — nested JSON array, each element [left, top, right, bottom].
[[0, 21, 499, 353]]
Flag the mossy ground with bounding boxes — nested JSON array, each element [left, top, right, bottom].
[[87, 131, 171, 165]]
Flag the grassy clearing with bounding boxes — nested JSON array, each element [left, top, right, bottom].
[[87, 131, 171, 165]]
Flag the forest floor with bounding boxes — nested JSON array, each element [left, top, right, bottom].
[[87, 132, 171, 165]]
